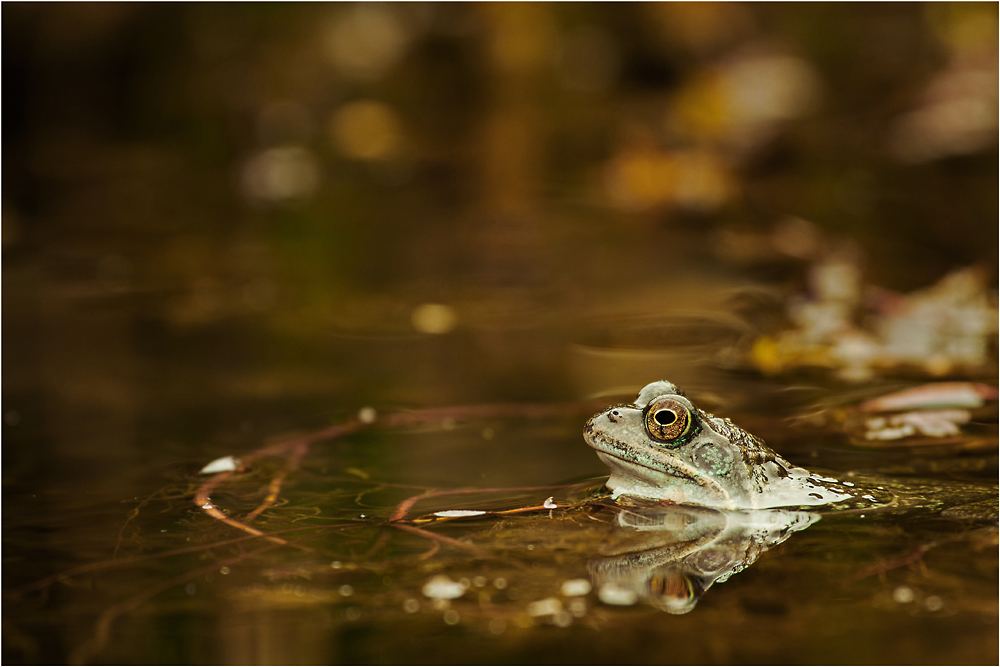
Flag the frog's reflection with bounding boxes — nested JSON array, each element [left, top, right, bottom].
[[587, 504, 818, 614]]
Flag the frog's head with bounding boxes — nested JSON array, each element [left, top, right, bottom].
[[583, 381, 759, 509]]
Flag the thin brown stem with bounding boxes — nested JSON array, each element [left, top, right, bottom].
[[390, 523, 490, 559]]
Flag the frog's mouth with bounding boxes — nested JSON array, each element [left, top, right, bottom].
[[593, 450, 730, 502], [584, 422, 732, 503]]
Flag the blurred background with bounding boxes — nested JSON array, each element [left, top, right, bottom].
[[4, 0, 998, 469], [4, 0, 997, 487], [2, 3, 997, 663]]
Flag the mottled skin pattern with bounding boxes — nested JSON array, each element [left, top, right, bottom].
[[584, 381, 855, 509], [698, 409, 788, 496]]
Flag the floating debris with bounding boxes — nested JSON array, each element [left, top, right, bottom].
[[753, 265, 998, 381], [527, 597, 563, 617], [859, 382, 997, 412], [567, 598, 588, 617], [864, 409, 971, 440], [434, 510, 487, 518], [598, 583, 638, 606], [199, 456, 241, 475], [893, 586, 915, 604], [560, 579, 592, 597], [357, 406, 378, 423], [421, 575, 467, 600]]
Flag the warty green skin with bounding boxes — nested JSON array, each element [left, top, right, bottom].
[[583, 381, 861, 510]]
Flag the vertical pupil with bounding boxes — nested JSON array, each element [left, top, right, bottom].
[[654, 409, 678, 426]]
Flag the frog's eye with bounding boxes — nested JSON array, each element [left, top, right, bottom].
[[644, 397, 698, 445]]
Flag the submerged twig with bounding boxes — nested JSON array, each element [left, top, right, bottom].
[[389, 484, 580, 522], [112, 488, 164, 560], [244, 471, 290, 522], [845, 542, 937, 583], [195, 401, 603, 540], [390, 523, 491, 559]]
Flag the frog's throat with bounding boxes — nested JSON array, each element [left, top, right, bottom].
[[594, 448, 732, 503]]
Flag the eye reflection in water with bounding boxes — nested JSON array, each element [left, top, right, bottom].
[[587, 504, 818, 614]]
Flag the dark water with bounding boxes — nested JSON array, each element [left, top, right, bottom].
[[3, 4, 998, 665]]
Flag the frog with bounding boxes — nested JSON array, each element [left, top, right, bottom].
[[583, 380, 876, 510]]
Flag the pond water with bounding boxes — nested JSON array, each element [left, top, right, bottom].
[[3, 4, 998, 665], [5, 331, 997, 664]]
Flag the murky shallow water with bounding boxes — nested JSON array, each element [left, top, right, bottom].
[[4, 380, 997, 664]]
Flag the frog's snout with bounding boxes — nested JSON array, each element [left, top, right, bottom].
[[582, 415, 598, 446], [605, 408, 625, 424]]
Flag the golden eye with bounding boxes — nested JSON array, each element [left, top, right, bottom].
[[644, 397, 698, 445]]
